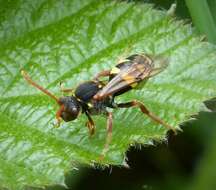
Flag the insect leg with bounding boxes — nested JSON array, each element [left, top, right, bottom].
[[55, 105, 65, 127], [93, 70, 111, 81], [117, 100, 177, 134], [59, 82, 73, 93], [100, 112, 113, 159], [85, 112, 95, 136]]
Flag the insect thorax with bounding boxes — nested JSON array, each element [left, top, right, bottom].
[[74, 81, 103, 102], [74, 80, 113, 115]]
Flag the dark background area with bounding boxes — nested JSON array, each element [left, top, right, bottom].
[[44, 1, 216, 190], [69, 111, 216, 190]]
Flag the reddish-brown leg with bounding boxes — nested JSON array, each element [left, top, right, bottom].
[[85, 112, 95, 136], [61, 88, 73, 93], [59, 82, 73, 93], [117, 100, 177, 134], [100, 112, 113, 159], [93, 70, 111, 81], [55, 105, 64, 127]]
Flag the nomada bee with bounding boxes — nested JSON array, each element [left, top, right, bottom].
[[21, 54, 177, 157]]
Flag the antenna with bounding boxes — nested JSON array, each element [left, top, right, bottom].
[[21, 70, 60, 104]]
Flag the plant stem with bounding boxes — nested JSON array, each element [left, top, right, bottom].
[[185, 0, 216, 44]]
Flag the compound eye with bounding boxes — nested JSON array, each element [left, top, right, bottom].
[[61, 111, 74, 122], [69, 105, 80, 118], [72, 107, 78, 113]]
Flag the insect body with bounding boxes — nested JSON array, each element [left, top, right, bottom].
[[21, 54, 176, 158]]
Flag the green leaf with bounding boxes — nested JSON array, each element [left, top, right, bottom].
[[0, 0, 216, 189]]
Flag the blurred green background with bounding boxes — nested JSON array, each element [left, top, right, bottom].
[[42, 1, 216, 190]]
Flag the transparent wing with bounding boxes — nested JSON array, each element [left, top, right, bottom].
[[95, 55, 169, 99], [95, 63, 149, 99]]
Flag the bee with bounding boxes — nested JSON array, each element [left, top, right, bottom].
[[21, 54, 177, 157]]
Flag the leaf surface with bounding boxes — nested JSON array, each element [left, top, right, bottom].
[[0, 0, 216, 189]]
